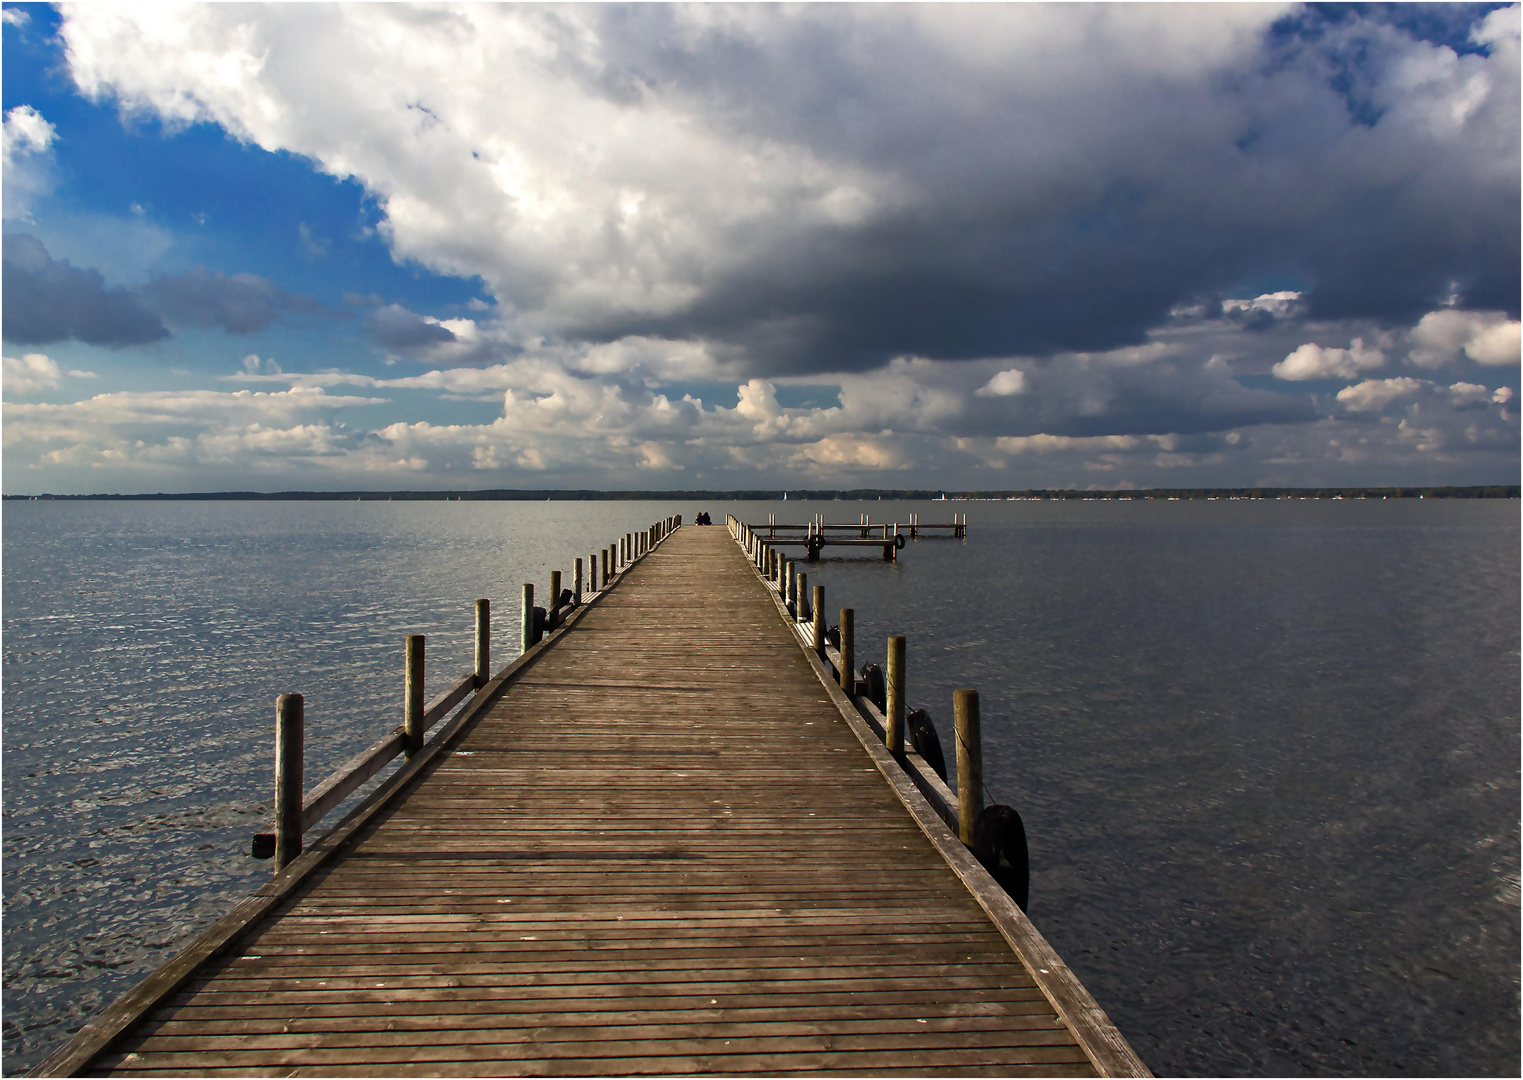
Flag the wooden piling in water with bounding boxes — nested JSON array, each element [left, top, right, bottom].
[[812, 584, 825, 654], [474, 600, 489, 687], [840, 607, 854, 692], [521, 583, 534, 653], [404, 635, 424, 759], [886, 634, 906, 754], [273, 693, 303, 872], [955, 688, 983, 845]]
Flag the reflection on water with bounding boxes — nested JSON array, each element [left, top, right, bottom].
[[4, 498, 1518, 1076]]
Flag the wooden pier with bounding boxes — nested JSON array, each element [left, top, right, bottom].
[[35, 518, 1148, 1078]]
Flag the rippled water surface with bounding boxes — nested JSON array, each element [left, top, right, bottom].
[[3, 498, 1518, 1076]]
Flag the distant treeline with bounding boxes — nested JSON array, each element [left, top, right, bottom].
[[5, 485, 1517, 501]]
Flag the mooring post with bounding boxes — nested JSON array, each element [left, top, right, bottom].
[[474, 599, 490, 687], [550, 570, 562, 626], [785, 559, 796, 615], [840, 608, 854, 692], [521, 583, 535, 654], [812, 585, 826, 655], [273, 693, 304, 872], [404, 635, 425, 759], [954, 689, 983, 846], [574, 558, 583, 605], [886, 635, 906, 753], [603, 547, 611, 586], [797, 571, 809, 621]]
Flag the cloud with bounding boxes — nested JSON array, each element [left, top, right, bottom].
[[1407, 308, 1522, 367], [2, 386, 387, 473], [1273, 338, 1387, 381], [56, 4, 1519, 376], [2, 353, 97, 396], [3, 9, 30, 28], [1222, 291, 1305, 331], [3, 104, 54, 157], [976, 368, 1027, 397], [1448, 381, 1496, 409], [1, 234, 169, 346], [364, 303, 459, 351], [1336, 377, 1427, 413], [297, 221, 330, 259], [139, 266, 318, 334], [3, 105, 58, 220]]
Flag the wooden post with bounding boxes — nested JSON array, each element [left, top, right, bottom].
[[886, 635, 905, 753], [521, 583, 535, 653], [474, 599, 490, 687], [603, 547, 610, 587], [797, 571, 809, 621], [812, 585, 825, 654], [839, 608, 854, 692], [954, 689, 982, 846], [404, 635, 424, 759], [550, 570, 562, 621], [785, 559, 795, 615], [273, 693, 304, 872], [574, 558, 583, 604]]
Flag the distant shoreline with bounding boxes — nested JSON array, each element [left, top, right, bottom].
[[4, 485, 1517, 501]]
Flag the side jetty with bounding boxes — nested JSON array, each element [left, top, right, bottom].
[[35, 515, 1149, 1077]]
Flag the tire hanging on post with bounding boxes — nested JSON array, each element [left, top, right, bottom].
[[973, 804, 1030, 911], [906, 707, 947, 781], [858, 663, 886, 712]]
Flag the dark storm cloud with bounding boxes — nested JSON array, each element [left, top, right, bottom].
[[2, 234, 168, 346], [550, 4, 1518, 374], [139, 266, 318, 334], [960, 360, 1320, 440], [364, 303, 457, 349]]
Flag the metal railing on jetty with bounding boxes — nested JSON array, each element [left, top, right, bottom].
[[251, 515, 682, 869], [748, 511, 967, 561], [726, 512, 1024, 903]]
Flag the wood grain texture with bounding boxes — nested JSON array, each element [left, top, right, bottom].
[[46, 523, 1142, 1078]]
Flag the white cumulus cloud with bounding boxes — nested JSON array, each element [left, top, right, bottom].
[[976, 368, 1028, 397], [2, 353, 96, 396], [1273, 339, 1387, 381], [3, 105, 58, 220], [1408, 309, 1522, 368], [1336, 377, 1427, 413]]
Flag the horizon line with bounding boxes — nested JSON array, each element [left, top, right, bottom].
[[4, 485, 1517, 502]]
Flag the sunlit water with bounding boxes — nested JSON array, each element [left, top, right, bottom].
[[3, 498, 1517, 1076]]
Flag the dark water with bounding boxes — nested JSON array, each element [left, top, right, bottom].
[[3, 498, 1518, 1076]]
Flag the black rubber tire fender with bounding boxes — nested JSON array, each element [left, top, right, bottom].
[[859, 662, 886, 712], [906, 707, 947, 782], [973, 804, 1030, 911]]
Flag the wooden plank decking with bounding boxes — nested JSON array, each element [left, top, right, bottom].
[[41, 523, 1147, 1078]]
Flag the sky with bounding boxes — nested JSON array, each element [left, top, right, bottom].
[[2, 2, 1518, 494]]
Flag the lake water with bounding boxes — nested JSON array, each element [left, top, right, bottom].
[[3, 498, 1518, 1076]]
